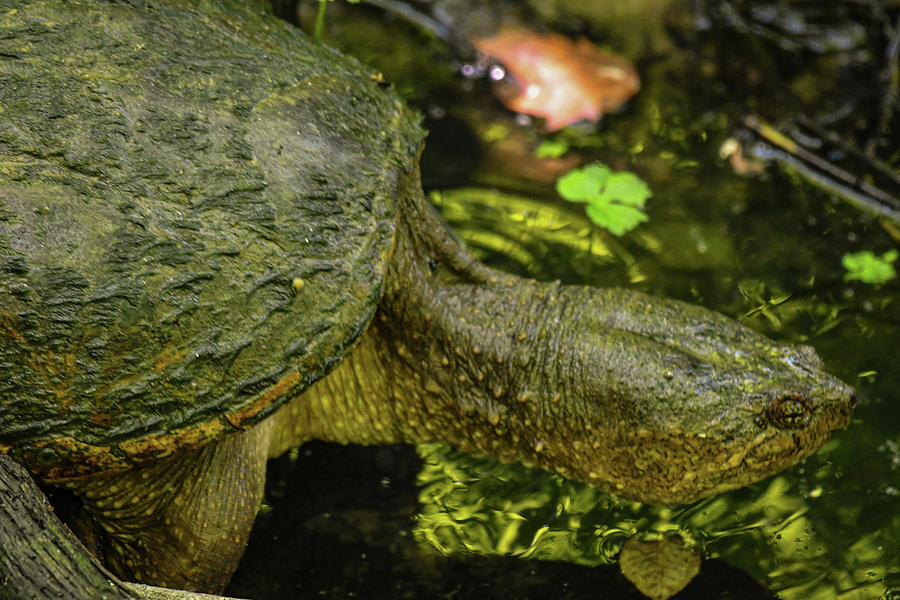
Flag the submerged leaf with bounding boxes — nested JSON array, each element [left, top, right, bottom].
[[842, 250, 897, 285], [619, 533, 701, 600]]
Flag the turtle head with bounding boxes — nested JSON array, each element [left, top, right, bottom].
[[526, 286, 856, 505]]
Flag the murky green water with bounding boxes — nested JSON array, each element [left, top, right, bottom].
[[230, 2, 899, 598]]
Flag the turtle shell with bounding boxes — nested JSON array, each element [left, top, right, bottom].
[[0, 0, 424, 480]]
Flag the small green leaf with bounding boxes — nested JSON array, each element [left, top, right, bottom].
[[586, 202, 649, 236], [556, 163, 651, 236], [534, 139, 569, 159], [842, 250, 897, 285], [556, 164, 611, 203], [598, 172, 652, 208]]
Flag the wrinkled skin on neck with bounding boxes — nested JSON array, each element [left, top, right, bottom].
[[274, 169, 856, 505]]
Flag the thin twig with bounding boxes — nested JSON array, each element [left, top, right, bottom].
[[866, 8, 900, 154], [743, 115, 900, 224], [796, 115, 900, 188]]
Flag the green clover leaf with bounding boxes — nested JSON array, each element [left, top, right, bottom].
[[586, 202, 649, 236], [556, 164, 612, 203], [556, 164, 651, 236], [599, 172, 652, 207]]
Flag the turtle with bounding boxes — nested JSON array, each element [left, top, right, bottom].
[[0, 0, 856, 594]]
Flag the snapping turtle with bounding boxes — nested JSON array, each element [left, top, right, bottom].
[[0, 0, 856, 594]]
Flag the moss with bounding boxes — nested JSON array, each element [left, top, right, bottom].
[[0, 0, 424, 475]]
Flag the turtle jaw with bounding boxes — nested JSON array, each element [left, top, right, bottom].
[[742, 383, 856, 475], [536, 408, 855, 507], [550, 380, 857, 506]]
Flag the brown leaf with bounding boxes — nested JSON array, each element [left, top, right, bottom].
[[619, 533, 701, 600]]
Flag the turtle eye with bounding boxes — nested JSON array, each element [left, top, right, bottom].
[[766, 395, 812, 430]]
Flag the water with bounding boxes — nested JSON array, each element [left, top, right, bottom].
[[229, 2, 899, 598]]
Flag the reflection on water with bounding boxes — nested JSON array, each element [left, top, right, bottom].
[[415, 432, 896, 598]]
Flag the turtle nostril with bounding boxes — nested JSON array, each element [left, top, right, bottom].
[[849, 394, 858, 409]]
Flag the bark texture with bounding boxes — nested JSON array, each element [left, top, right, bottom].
[[0, 455, 238, 600], [0, 454, 134, 599]]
